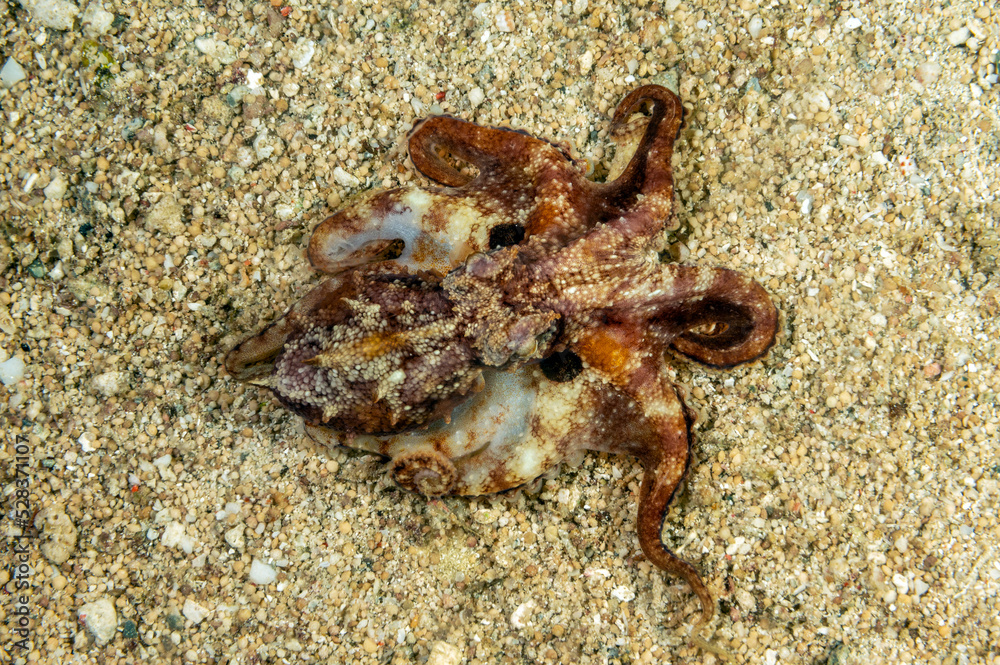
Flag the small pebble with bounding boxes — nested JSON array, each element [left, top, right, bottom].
[[275, 204, 296, 221], [249, 559, 277, 585], [21, 0, 78, 30], [245, 69, 264, 91], [898, 155, 916, 177], [495, 10, 514, 33], [121, 620, 139, 639], [947, 27, 971, 46], [145, 195, 186, 235], [510, 600, 535, 628], [92, 370, 128, 396], [183, 599, 210, 625], [469, 86, 485, 108], [161, 522, 195, 554], [0, 58, 26, 88], [35, 507, 78, 564], [0, 356, 25, 385], [225, 525, 245, 550], [914, 61, 942, 84], [967, 20, 987, 40], [796, 190, 814, 215], [290, 39, 316, 69], [79, 598, 117, 646], [804, 89, 831, 111], [736, 588, 757, 612], [194, 36, 238, 64], [427, 641, 463, 665], [81, 3, 114, 36], [165, 608, 185, 630], [333, 166, 360, 188], [253, 131, 282, 162], [153, 454, 173, 477]]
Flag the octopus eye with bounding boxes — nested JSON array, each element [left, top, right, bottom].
[[688, 322, 730, 337], [540, 350, 583, 383], [379, 238, 406, 261], [488, 223, 526, 249]]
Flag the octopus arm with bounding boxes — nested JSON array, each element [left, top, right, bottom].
[[408, 115, 560, 188], [308, 119, 568, 276], [573, 325, 714, 624], [308, 187, 502, 275], [224, 274, 354, 381], [409, 115, 603, 252], [306, 368, 542, 489], [603, 85, 686, 239], [631, 383, 716, 626], [615, 264, 779, 368], [662, 267, 778, 368]]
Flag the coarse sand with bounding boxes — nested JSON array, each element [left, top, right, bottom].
[[1, 0, 998, 663]]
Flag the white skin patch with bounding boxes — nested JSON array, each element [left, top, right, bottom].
[[398, 190, 501, 272], [694, 266, 715, 293], [312, 189, 498, 274], [532, 380, 587, 436], [640, 388, 683, 423], [507, 439, 553, 483], [454, 374, 585, 492], [314, 191, 433, 270], [350, 369, 540, 464]]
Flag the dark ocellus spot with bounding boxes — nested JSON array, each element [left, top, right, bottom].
[[540, 350, 583, 382], [488, 223, 525, 249]]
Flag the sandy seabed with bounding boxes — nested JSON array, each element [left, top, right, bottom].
[[1, 0, 998, 663]]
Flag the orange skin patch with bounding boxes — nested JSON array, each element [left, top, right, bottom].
[[576, 327, 633, 377]]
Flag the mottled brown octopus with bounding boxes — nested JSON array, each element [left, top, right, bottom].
[[226, 85, 778, 624]]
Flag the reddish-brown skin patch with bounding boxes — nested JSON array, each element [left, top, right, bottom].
[[225, 86, 779, 626]]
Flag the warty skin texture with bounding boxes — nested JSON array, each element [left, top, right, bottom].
[[226, 85, 779, 625]]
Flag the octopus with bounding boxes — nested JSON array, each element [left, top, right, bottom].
[[225, 85, 778, 624]]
